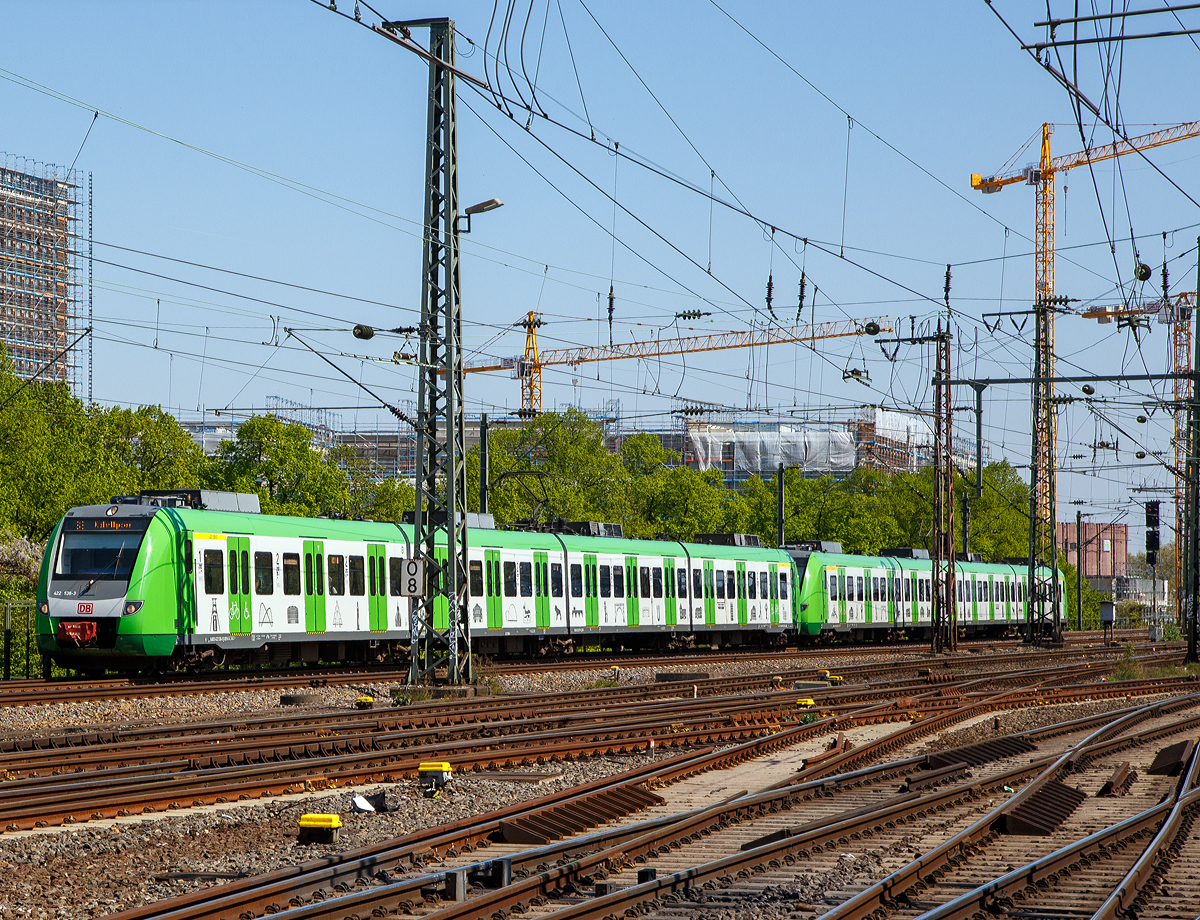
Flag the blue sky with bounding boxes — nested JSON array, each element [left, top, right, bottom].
[[3, 1, 1199, 541]]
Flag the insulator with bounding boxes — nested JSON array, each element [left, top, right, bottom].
[[943, 264, 952, 308], [765, 274, 774, 317]]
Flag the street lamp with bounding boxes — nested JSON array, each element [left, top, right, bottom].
[[458, 198, 503, 234]]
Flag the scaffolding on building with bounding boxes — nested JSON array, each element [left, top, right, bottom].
[[266, 395, 343, 451], [0, 154, 84, 393]]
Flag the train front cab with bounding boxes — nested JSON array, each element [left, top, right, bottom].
[[37, 504, 178, 673]]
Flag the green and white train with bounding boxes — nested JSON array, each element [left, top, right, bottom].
[[36, 491, 1064, 673]]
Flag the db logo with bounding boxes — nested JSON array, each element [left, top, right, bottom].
[[77, 602, 94, 615]]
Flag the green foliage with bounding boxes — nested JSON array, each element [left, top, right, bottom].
[[0, 349, 414, 554], [1112, 643, 1140, 681]]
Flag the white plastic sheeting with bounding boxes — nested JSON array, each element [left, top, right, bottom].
[[687, 426, 856, 475]]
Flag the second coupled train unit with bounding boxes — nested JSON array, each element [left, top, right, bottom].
[[36, 490, 1065, 673]]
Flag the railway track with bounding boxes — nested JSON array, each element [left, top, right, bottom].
[[86, 669, 1200, 920], [0, 647, 1187, 835], [0, 629, 1156, 709]]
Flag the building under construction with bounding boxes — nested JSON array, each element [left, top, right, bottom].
[[0, 154, 85, 391]]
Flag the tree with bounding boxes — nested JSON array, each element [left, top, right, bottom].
[[205, 415, 348, 517], [619, 433, 731, 540]]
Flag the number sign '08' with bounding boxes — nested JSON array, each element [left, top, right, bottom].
[[397, 559, 424, 597]]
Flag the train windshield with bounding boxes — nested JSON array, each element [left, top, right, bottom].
[[54, 519, 148, 581]]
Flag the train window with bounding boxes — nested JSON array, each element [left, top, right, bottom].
[[485, 560, 495, 596], [550, 562, 563, 597], [760, 572, 769, 599], [570, 563, 583, 597], [727, 570, 736, 598], [327, 555, 345, 596], [871, 578, 878, 602], [542, 563, 549, 597], [652, 567, 663, 599], [599, 565, 611, 598], [856, 577, 864, 602], [368, 556, 376, 596], [747, 571, 757, 599], [305, 553, 313, 595], [533, 561, 543, 596], [228, 551, 237, 597], [613, 565, 625, 597], [903, 578, 910, 602], [714, 570, 725, 599], [254, 552, 273, 595], [283, 553, 301, 595], [779, 573, 788, 599], [388, 558, 404, 596], [469, 560, 484, 597], [240, 551, 250, 596], [679, 569, 689, 598], [349, 557, 365, 596], [917, 579, 924, 602], [639, 566, 651, 598], [203, 549, 224, 595], [315, 554, 324, 596], [769, 571, 777, 599], [736, 571, 745, 599], [957, 581, 963, 602], [828, 575, 837, 600], [693, 569, 703, 598], [503, 561, 517, 597]]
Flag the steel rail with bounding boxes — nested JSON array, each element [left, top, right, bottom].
[[912, 742, 1200, 920], [113, 689, 1197, 920], [817, 693, 1200, 920]]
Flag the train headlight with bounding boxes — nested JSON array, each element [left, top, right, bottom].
[[123, 600, 143, 616], [38, 601, 49, 616]]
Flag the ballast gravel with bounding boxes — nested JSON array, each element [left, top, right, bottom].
[[0, 751, 668, 920]]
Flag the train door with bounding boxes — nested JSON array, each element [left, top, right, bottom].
[[836, 567, 847, 624], [768, 567, 779, 624], [865, 570, 876, 625], [302, 539, 326, 633], [433, 547, 449, 630], [533, 551, 550, 628], [226, 537, 250, 635], [484, 550, 502, 628], [663, 557, 677, 627], [735, 562, 748, 625], [702, 561, 715, 625], [179, 531, 196, 638], [583, 553, 599, 628], [625, 555, 640, 626], [367, 544, 386, 631]]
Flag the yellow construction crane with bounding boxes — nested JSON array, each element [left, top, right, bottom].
[[971, 121, 1200, 575], [460, 311, 889, 416]]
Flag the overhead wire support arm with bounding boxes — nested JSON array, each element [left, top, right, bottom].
[[285, 328, 416, 425]]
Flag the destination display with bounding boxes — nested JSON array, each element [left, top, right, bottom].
[[68, 517, 151, 533]]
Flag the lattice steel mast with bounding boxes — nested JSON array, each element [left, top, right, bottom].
[[407, 18, 472, 685]]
